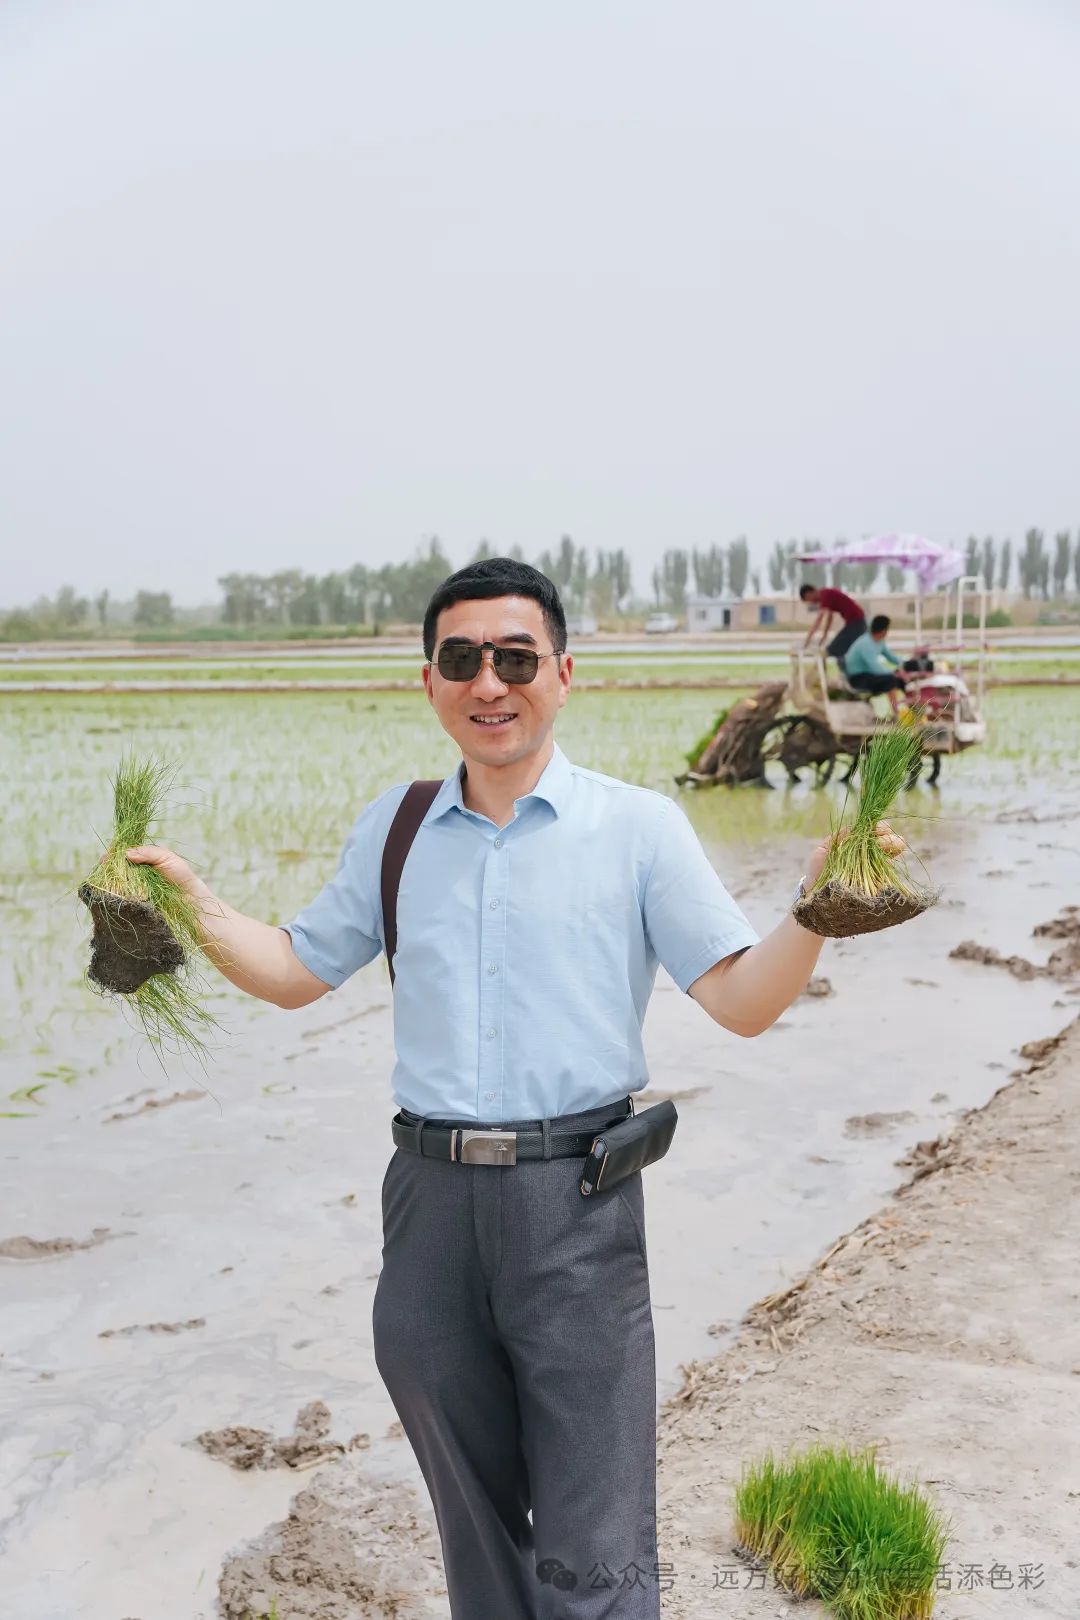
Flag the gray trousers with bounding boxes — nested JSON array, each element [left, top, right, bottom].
[[372, 1101, 661, 1619]]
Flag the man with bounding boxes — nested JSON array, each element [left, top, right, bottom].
[[799, 581, 867, 666], [844, 614, 911, 716], [125, 558, 903, 1619]]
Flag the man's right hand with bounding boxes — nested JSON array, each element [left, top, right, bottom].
[[125, 845, 209, 902], [124, 847, 326, 1009]]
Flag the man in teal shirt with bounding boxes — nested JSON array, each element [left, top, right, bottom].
[[844, 614, 911, 715]]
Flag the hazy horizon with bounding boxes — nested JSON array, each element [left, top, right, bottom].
[[3, 0, 1078, 609]]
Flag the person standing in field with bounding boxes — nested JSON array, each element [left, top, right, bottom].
[[799, 581, 868, 668], [126, 558, 903, 1620]]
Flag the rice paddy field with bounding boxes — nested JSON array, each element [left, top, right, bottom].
[[2, 642, 1079, 689], [2, 679, 1078, 1109], [4, 672, 1080, 1620]]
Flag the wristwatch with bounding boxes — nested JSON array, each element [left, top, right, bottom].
[[791, 874, 808, 907]]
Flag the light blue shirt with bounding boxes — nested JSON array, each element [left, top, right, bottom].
[[845, 631, 901, 678], [279, 742, 760, 1122]]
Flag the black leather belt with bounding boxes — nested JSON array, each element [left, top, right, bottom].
[[391, 1098, 634, 1165]]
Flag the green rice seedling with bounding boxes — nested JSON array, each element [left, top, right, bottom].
[[9, 1084, 47, 1105], [244, 1600, 281, 1620], [793, 725, 938, 937], [684, 708, 731, 768], [734, 1443, 949, 1620], [77, 750, 226, 1068]]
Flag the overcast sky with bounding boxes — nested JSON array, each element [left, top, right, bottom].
[[2, 0, 1078, 607]]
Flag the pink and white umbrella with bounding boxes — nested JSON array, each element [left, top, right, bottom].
[[795, 533, 965, 591]]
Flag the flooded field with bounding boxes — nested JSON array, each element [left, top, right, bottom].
[[2, 629, 1079, 692], [3, 684, 1080, 1618]]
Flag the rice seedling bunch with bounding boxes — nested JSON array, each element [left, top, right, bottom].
[[793, 725, 938, 937], [734, 1444, 949, 1620], [684, 708, 731, 768], [821, 727, 923, 898], [78, 750, 225, 1066]]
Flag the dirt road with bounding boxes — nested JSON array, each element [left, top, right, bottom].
[[655, 1018, 1080, 1620]]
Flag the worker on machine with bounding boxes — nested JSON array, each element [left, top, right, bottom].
[[799, 582, 867, 671], [844, 615, 912, 717]]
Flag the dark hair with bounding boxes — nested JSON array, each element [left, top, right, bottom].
[[422, 557, 567, 661], [870, 614, 891, 634], [798, 583, 818, 600]]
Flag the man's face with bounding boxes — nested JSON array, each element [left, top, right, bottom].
[[422, 594, 573, 768], [804, 591, 820, 611]]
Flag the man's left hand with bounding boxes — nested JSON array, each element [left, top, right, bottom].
[[805, 818, 906, 887]]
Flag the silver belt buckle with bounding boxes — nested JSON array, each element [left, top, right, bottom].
[[457, 1128, 518, 1165]]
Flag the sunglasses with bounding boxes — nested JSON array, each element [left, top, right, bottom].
[[431, 641, 562, 685]]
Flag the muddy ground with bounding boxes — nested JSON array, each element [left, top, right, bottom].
[[206, 1013, 1080, 1620], [4, 805, 1080, 1619], [655, 1015, 1080, 1620]]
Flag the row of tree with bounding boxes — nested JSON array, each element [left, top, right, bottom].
[[961, 529, 1079, 599], [0, 585, 180, 635], [5, 528, 1080, 638], [214, 538, 649, 628], [216, 526, 1080, 621], [646, 529, 1080, 611]]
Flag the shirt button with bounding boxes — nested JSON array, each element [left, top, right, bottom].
[[486, 1027, 496, 1039], [489, 899, 499, 910], [485, 1091, 496, 1101], [494, 838, 503, 848], [487, 963, 498, 975]]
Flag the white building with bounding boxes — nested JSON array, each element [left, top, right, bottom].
[[686, 594, 780, 630]]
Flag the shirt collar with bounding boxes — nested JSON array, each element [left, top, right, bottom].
[[519, 740, 573, 816], [423, 740, 574, 826]]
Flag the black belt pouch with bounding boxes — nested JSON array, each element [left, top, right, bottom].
[[578, 1100, 678, 1197]]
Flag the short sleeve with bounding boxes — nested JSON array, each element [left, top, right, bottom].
[[642, 797, 760, 993], [278, 784, 410, 990]]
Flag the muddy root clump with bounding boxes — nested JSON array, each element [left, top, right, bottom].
[[793, 878, 938, 938], [78, 883, 186, 994]]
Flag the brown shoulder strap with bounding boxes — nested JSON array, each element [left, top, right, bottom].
[[380, 780, 442, 987]]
